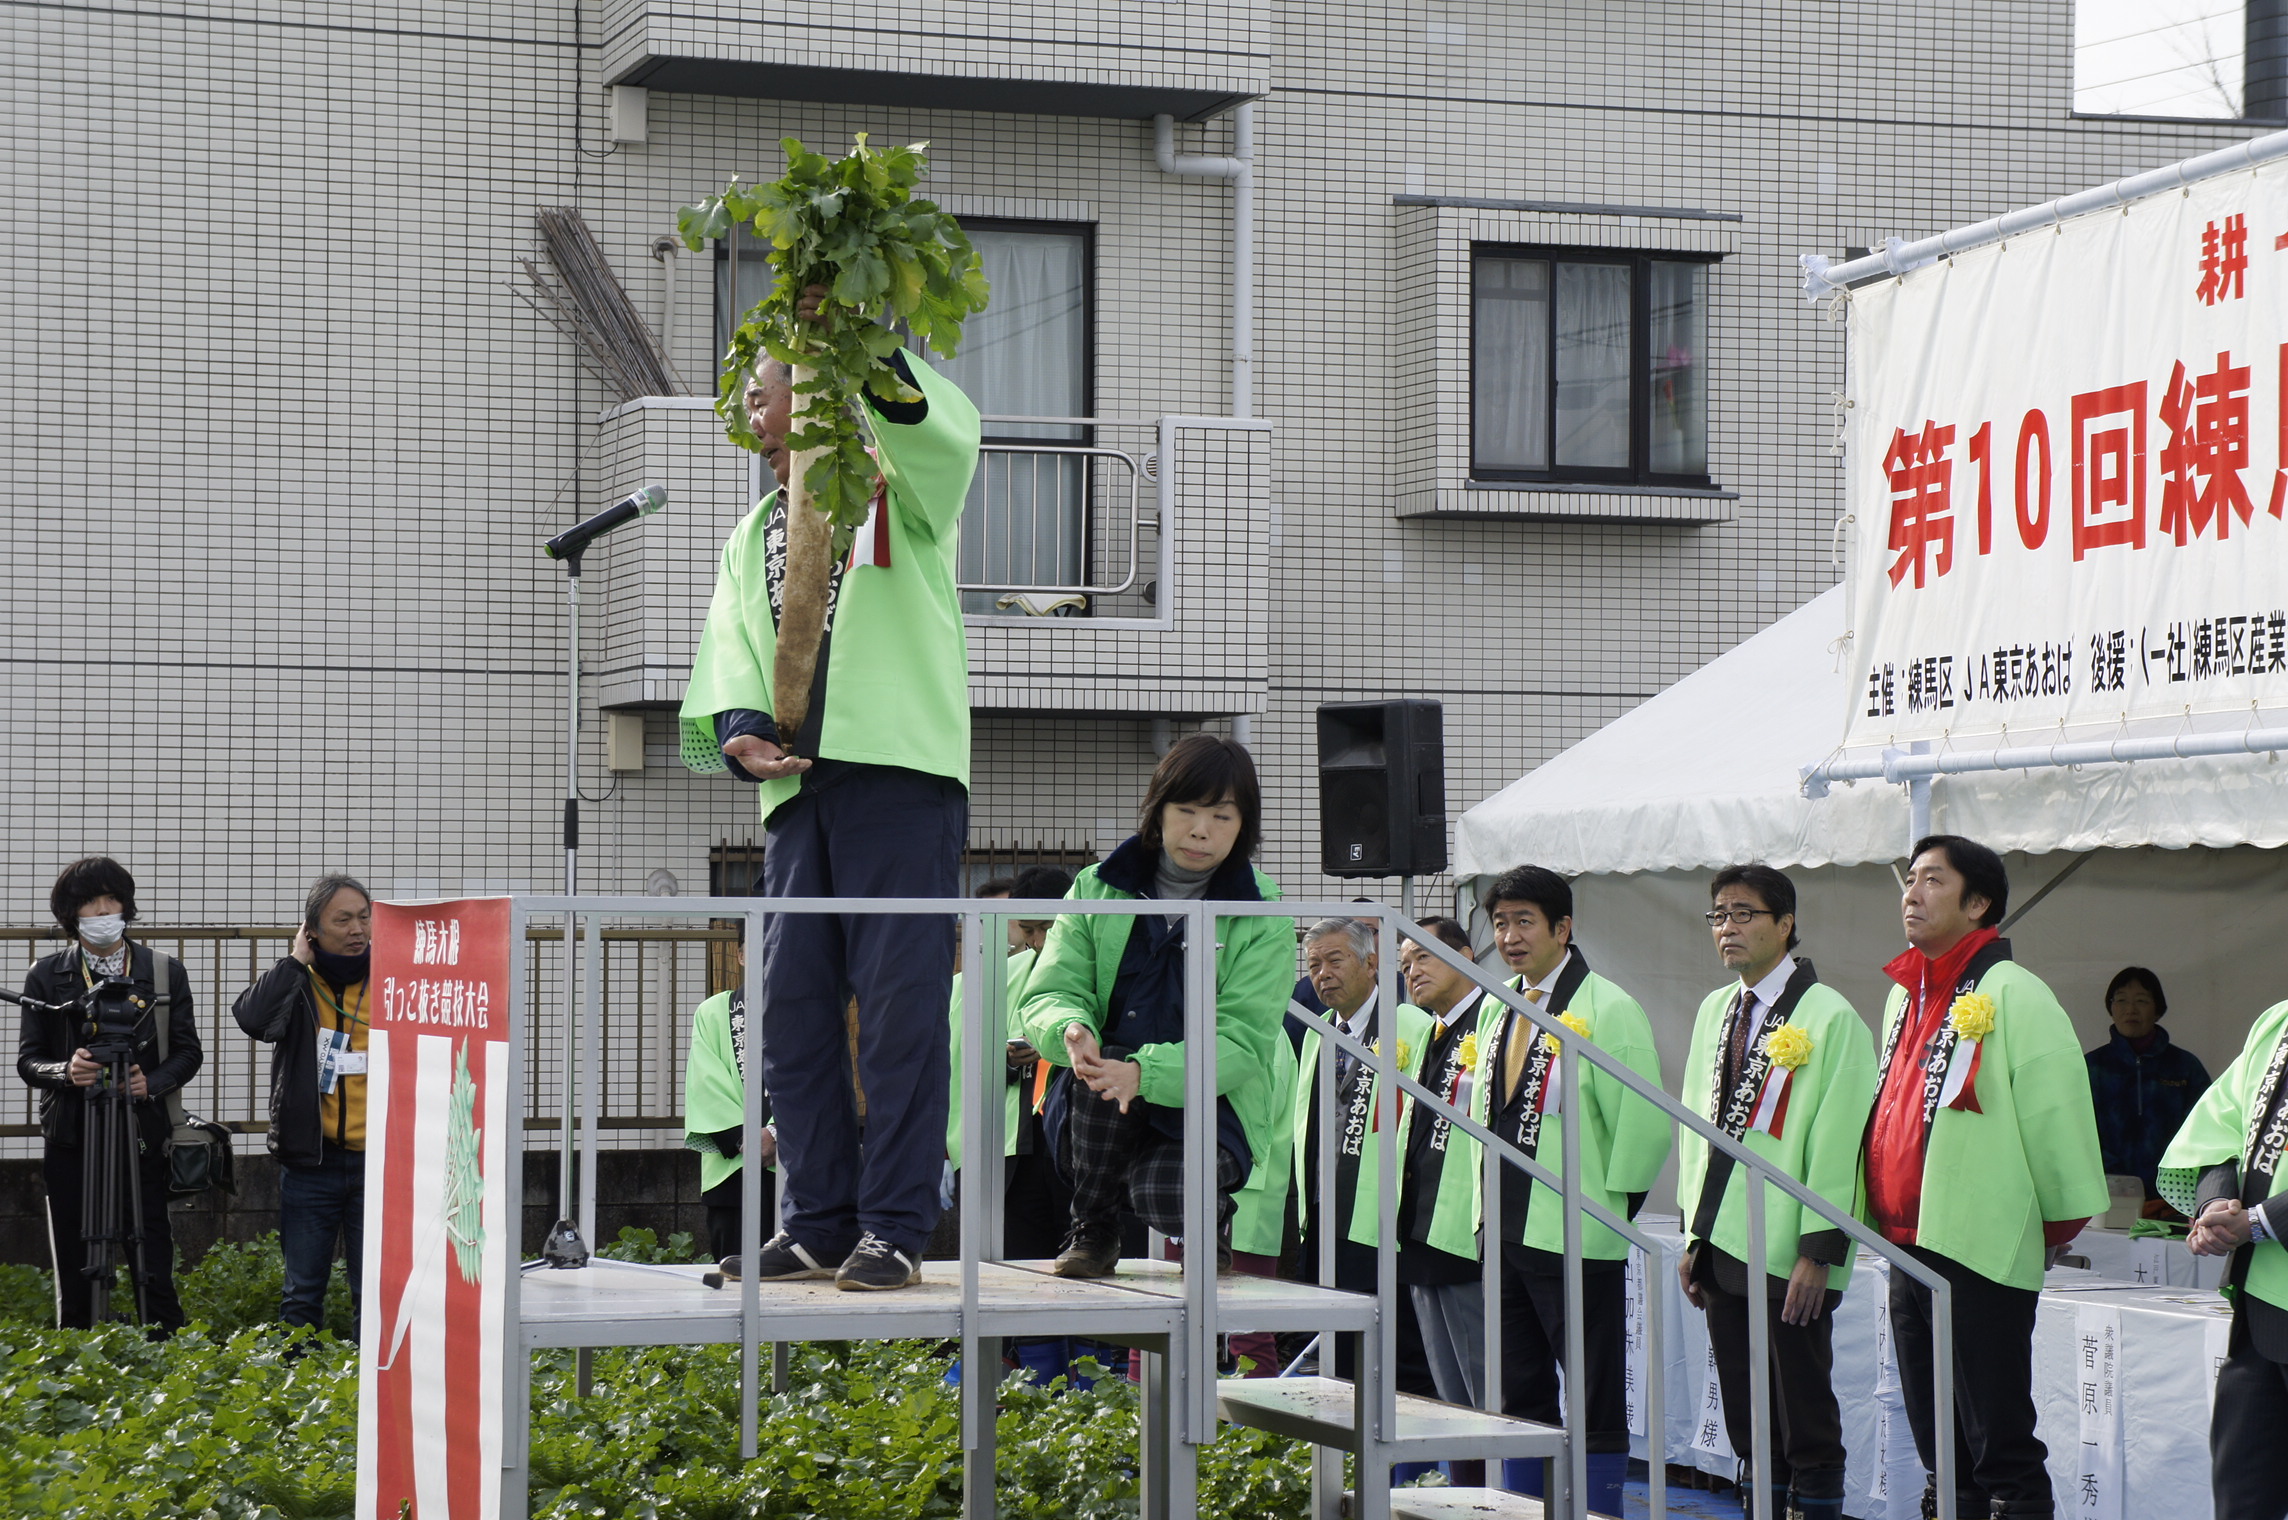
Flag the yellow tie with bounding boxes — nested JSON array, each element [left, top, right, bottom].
[[1501, 987, 1547, 1104]]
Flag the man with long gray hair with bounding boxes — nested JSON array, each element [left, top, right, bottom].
[[233, 873, 374, 1335]]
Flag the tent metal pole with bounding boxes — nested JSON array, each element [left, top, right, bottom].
[[1803, 723, 2288, 796]]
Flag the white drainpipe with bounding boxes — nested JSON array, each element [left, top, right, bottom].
[[1153, 106, 1254, 418]]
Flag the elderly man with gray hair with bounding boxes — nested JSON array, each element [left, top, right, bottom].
[[233, 873, 374, 1335]]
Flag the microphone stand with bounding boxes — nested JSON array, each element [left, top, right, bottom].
[[534, 484, 660, 1335], [552, 546, 592, 1274]]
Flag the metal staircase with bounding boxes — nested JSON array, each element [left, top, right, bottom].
[[502, 892, 1964, 1520]]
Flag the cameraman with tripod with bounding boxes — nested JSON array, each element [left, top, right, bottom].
[[13, 857, 200, 1332]]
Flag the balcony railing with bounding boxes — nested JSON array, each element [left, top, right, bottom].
[[961, 416, 1155, 615]]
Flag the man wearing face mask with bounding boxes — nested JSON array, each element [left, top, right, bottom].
[[232, 874, 374, 1335], [15, 857, 201, 1331]]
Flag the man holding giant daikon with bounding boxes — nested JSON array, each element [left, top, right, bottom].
[[679, 137, 987, 1292]]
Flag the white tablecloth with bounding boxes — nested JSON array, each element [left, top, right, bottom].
[[1623, 1217, 2229, 1519]]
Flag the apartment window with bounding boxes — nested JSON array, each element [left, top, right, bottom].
[[929, 221, 1094, 615], [1471, 246, 1712, 486], [716, 220, 1095, 611]]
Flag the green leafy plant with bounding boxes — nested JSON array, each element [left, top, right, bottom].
[[678, 135, 990, 745], [0, 1235, 1313, 1518]]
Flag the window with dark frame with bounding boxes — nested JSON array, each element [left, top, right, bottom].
[[714, 218, 1097, 615], [1470, 244, 1714, 487]]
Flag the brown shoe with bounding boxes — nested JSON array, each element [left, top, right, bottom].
[[1052, 1224, 1121, 1278]]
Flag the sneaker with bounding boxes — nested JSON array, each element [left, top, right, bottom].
[[835, 1233, 922, 1292], [718, 1232, 837, 1282], [1052, 1223, 1121, 1279]]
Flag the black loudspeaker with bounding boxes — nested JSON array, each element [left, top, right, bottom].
[[1317, 700, 1447, 878]]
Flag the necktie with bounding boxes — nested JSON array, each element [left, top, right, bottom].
[[1336, 1007, 1371, 1088], [1501, 987, 1547, 1105], [1724, 989, 1758, 1096]]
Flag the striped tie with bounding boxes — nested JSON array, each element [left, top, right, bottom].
[[1501, 987, 1547, 1105]]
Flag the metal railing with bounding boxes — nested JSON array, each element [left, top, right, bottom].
[[1287, 911, 1964, 1520], [495, 895, 1958, 1520], [958, 414, 1156, 609], [0, 925, 730, 1147]]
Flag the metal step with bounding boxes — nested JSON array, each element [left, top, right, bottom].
[[1351, 1492, 1550, 1520], [1345, 1488, 1617, 1520], [1216, 1376, 1567, 1462]]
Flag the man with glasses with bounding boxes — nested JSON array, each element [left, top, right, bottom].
[[1676, 866, 1874, 1520]]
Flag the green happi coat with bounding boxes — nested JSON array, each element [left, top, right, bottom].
[[1470, 961, 1671, 1261], [2160, 999, 2288, 1313], [1870, 959, 2110, 1291], [1674, 964, 1875, 1290], [1012, 856, 1294, 1250], [1283, 997, 1434, 1246], [683, 989, 754, 1193], [678, 349, 981, 814], [1390, 1005, 1489, 1261], [1235, 1033, 1299, 1256], [945, 946, 1040, 1169]]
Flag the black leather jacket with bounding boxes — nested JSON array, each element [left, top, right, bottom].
[[15, 941, 201, 1147], [231, 956, 333, 1168]]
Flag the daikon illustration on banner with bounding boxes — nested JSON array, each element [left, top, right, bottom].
[[356, 897, 515, 1520], [1843, 165, 2288, 748]]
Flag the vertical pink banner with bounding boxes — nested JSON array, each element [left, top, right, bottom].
[[357, 897, 512, 1520]]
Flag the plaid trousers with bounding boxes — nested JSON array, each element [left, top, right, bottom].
[[1062, 1085, 1244, 1239]]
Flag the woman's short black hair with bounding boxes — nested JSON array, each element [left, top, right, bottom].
[[1711, 863, 1801, 950], [50, 857, 137, 936], [1910, 834, 2010, 927], [1137, 733, 1262, 862], [1481, 865, 1572, 927], [2105, 965, 2168, 1019]]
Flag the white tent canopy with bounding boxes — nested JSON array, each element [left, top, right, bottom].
[[1454, 586, 2288, 881], [1450, 587, 2288, 1085]]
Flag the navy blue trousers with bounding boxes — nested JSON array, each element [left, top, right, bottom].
[[762, 760, 965, 1258], [280, 1140, 365, 1335]]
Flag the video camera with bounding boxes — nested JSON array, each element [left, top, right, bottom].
[[75, 976, 151, 1066]]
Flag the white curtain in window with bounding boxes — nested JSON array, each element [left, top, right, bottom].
[[1648, 261, 1707, 476], [1555, 262, 1632, 471], [1473, 256, 1550, 471], [933, 228, 1086, 441], [936, 228, 1090, 609]]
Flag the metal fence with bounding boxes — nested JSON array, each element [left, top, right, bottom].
[[0, 925, 730, 1154]]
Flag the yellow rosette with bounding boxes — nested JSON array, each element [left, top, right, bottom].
[[1762, 1024, 1813, 1070], [1456, 1031, 1481, 1071], [1557, 1011, 1592, 1041], [1947, 991, 1997, 1042]]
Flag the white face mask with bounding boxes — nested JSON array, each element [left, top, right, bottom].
[[78, 913, 126, 949]]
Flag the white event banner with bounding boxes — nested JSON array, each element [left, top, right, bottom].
[[1844, 162, 2288, 747]]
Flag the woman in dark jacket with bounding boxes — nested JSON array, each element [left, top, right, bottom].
[[1016, 734, 1293, 1278], [2085, 966, 2211, 1215], [14, 857, 199, 1331]]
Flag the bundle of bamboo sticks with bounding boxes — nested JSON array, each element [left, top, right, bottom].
[[513, 207, 688, 401]]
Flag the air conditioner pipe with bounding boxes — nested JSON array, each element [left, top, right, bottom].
[[1153, 106, 1254, 419]]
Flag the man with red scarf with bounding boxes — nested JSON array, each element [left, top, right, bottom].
[[1865, 835, 2107, 1520]]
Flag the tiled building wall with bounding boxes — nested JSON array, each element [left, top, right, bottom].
[[0, 2, 2268, 1133]]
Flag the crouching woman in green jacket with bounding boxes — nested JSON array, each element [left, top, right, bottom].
[[1016, 734, 1292, 1278]]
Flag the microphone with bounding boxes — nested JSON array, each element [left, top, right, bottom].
[[542, 484, 666, 562]]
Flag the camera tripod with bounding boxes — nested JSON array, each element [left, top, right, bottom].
[[3, 979, 157, 1326]]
